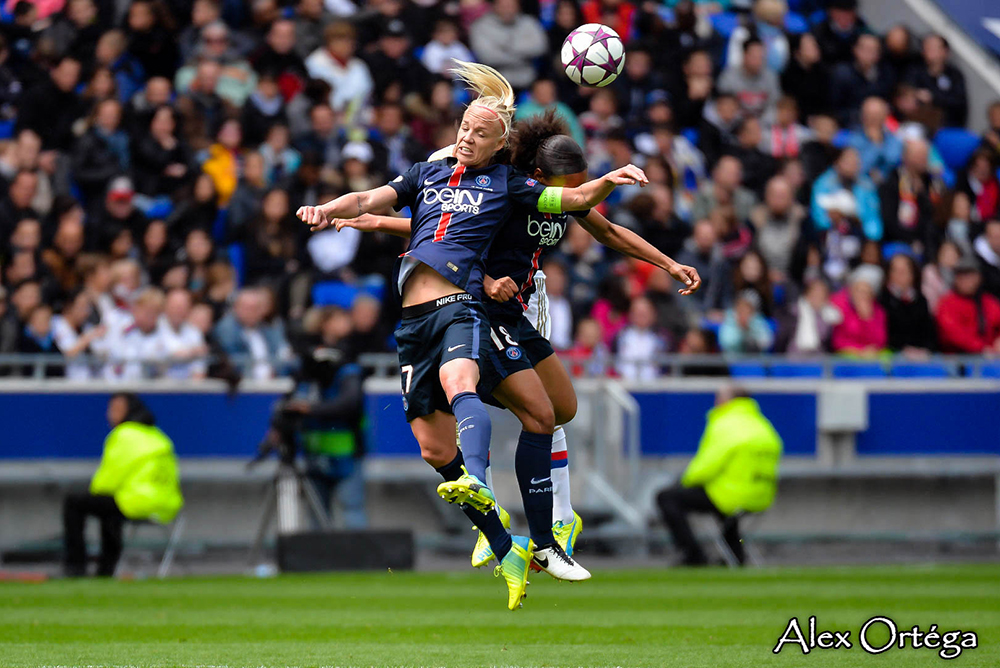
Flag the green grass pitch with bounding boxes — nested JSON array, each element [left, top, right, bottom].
[[1, 564, 997, 667]]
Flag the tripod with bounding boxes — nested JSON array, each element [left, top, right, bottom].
[[247, 460, 332, 567]]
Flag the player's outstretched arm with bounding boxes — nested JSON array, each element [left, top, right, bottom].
[[555, 164, 649, 212], [577, 210, 702, 296], [336, 213, 413, 238], [296, 185, 399, 231]]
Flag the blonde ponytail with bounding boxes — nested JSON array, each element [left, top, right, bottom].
[[451, 60, 516, 140]]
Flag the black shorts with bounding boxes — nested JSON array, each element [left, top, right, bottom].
[[479, 314, 556, 407], [394, 294, 495, 421]]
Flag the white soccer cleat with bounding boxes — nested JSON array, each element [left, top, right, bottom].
[[532, 543, 591, 582]]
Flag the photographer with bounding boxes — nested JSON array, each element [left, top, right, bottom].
[[263, 306, 367, 528]]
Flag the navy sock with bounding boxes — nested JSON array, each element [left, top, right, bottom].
[[435, 451, 511, 560], [450, 391, 491, 482], [515, 430, 556, 547]]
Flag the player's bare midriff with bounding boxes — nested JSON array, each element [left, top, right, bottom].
[[401, 262, 466, 307]]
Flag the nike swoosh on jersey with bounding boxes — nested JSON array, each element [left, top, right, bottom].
[[447, 344, 465, 352], [424, 178, 436, 186], [530, 476, 551, 485]]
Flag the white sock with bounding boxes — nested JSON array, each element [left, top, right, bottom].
[[551, 426, 574, 524]]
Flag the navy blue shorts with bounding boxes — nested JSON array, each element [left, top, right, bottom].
[[394, 294, 495, 421], [479, 314, 556, 407]]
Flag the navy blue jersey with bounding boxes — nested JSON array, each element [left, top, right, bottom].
[[484, 204, 589, 320], [388, 158, 548, 300]]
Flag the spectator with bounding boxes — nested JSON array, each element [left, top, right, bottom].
[[94, 30, 145, 103], [469, 0, 547, 92], [810, 147, 882, 241], [258, 124, 301, 187], [936, 258, 1000, 353], [727, 116, 778, 198], [565, 317, 611, 377], [515, 78, 586, 148], [581, 0, 636, 41], [880, 252, 936, 355], [612, 47, 666, 126], [691, 156, 757, 225], [200, 119, 242, 206], [879, 138, 941, 254], [717, 38, 780, 124], [179, 0, 223, 64], [176, 21, 257, 107], [250, 19, 307, 86], [362, 18, 432, 104], [368, 103, 430, 179], [775, 277, 838, 354], [618, 184, 689, 259], [124, 0, 178, 81], [214, 287, 291, 379], [719, 289, 774, 353], [53, 290, 106, 379], [656, 385, 782, 565], [105, 286, 167, 380], [780, 33, 829, 123], [751, 176, 806, 284], [95, 176, 148, 238], [670, 49, 714, 131], [636, 125, 705, 221], [16, 56, 84, 151], [158, 288, 208, 379], [614, 295, 667, 380], [227, 151, 267, 241], [132, 106, 192, 199], [800, 114, 840, 185], [176, 59, 234, 151], [16, 304, 59, 375], [725, 0, 789, 74], [62, 393, 183, 576], [244, 188, 305, 286], [811, 0, 868, 65], [541, 259, 574, 351], [974, 219, 1000, 299], [41, 213, 86, 299], [420, 19, 475, 80], [304, 21, 373, 124], [123, 76, 172, 137], [763, 97, 811, 160], [72, 98, 130, 204], [676, 218, 728, 314], [848, 97, 902, 185], [699, 93, 742, 170], [43, 0, 102, 63], [981, 101, 1000, 165], [958, 150, 999, 224], [906, 34, 967, 128], [0, 170, 41, 242], [830, 265, 886, 356], [293, 0, 331, 61], [240, 72, 287, 148], [883, 24, 920, 84], [139, 219, 173, 285], [829, 33, 894, 127], [944, 191, 976, 258], [1, 279, 41, 353]]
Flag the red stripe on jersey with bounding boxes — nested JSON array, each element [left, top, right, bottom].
[[516, 248, 544, 311], [551, 450, 568, 461], [432, 164, 466, 242]]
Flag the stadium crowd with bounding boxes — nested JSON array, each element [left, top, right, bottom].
[[0, 0, 998, 381]]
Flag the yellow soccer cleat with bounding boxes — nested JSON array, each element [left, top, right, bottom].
[[495, 535, 534, 610], [436, 467, 495, 514], [471, 505, 511, 568], [553, 511, 584, 556]]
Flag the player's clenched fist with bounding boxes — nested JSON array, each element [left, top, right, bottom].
[[297, 205, 331, 231], [484, 276, 518, 302]]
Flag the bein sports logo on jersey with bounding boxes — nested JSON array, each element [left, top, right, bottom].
[[506, 346, 523, 360], [422, 187, 484, 214], [475, 175, 491, 187], [526, 216, 567, 246]]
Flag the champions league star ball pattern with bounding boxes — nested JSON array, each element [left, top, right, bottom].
[[561, 23, 626, 88]]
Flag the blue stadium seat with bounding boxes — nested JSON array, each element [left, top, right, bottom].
[[933, 128, 981, 172], [891, 363, 951, 378], [832, 363, 887, 378], [312, 281, 359, 308], [226, 243, 245, 287], [729, 362, 768, 378], [784, 12, 809, 34], [770, 363, 824, 378], [979, 363, 1000, 378], [710, 12, 741, 38]]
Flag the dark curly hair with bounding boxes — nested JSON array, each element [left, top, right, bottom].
[[509, 109, 588, 177]]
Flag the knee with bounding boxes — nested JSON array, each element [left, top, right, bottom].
[[521, 399, 555, 435], [420, 441, 456, 469], [440, 366, 477, 401], [553, 394, 578, 426]]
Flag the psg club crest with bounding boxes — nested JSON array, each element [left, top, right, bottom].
[[402, 397, 409, 411], [476, 175, 491, 187], [506, 347, 523, 360], [525, 178, 537, 186]]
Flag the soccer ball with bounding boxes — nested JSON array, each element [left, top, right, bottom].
[[560, 23, 626, 88]]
